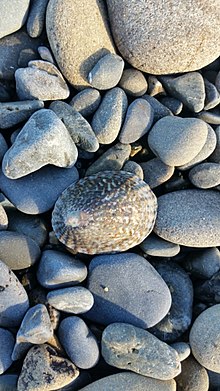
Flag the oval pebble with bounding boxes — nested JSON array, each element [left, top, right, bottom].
[[123, 160, 144, 180], [0, 328, 14, 374], [197, 110, 220, 125], [171, 342, 191, 362], [47, 287, 94, 314], [189, 162, 220, 188], [26, 0, 49, 38], [140, 233, 180, 257], [140, 158, 174, 188], [176, 356, 209, 391], [119, 68, 148, 97], [88, 53, 124, 90], [69, 88, 101, 117]]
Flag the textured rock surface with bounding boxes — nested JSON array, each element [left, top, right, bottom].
[[0, 0, 30, 39]]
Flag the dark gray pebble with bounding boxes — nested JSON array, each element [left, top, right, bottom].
[[142, 94, 173, 122], [0, 328, 14, 374], [119, 68, 148, 97], [0, 374, 18, 391], [160, 96, 183, 115], [0, 100, 44, 129], [184, 248, 220, 279], [176, 356, 209, 391], [140, 158, 174, 188]]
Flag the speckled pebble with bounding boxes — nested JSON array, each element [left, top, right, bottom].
[[123, 160, 144, 180], [183, 248, 220, 279], [189, 162, 220, 188], [176, 356, 209, 391], [119, 68, 148, 97], [0, 100, 44, 129], [26, 0, 49, 38], [47, 287, 94, 314], [170, 342, 191, 362], [140, 233, 180, 257], [88, 53, 124, 90], [140, 158, 174, 188], [0, 328, 14, 374], [69, 88, 101, 117]]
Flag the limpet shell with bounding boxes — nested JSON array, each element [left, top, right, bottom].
[[52, 170, 157, 254]]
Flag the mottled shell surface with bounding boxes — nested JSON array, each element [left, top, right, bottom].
[[52, 170, 157, 254]]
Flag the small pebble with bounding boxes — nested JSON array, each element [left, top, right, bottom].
[[119, 68, 148, 97], [197, 110, 220, 125], [0, 328, 14, 374], [69, 88, 101, 117], [147, 75, 165, 96], [38, 46, 54, 63], [183, 248, 220, 279], [204, 78, 220, 110], [140, 158, 174, 188], [142, 94, 173, 122], [123, 160, 144, 180], [26, 0, 49, 38], [176, 356, 209, 391], [0, 100, 44, 129], [88, 53, 124, 90], [170, 342, 191, 362], [209, 125, 220, 163], [160, 96, 183, 115], [47, 287, 94, 314], [140, 233, 180, 257], [189, 162, 220, 188]]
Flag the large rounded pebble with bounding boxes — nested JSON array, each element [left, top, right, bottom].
[[0, 100, 44, 129], [119, 99, 154, 143], [88, 53, 124, 90], [176, 356, 209, 391], [59, 316, 99, 369], [204, 78, 220, 110], [26, 0, 49, 38], [123, 160, 144, 180], [2, 109, 77, 179], [190, 305, 220, 372], [148, 117, 208, 166], [189, 162, 220, 188], [17, 344, 79, 391], [15, 60, 69, 101], [0, 204, 8, 230], [171, 342, 191, 362], [0, 328, 14, 374], [119, 68, 148, 97], [140, 233, 180, 257], [197, 110, 220, 125], [47, 287, 94, 314], [37, 250, 87, 289], [92, 87, 128, 144], [142, 95, 173, 122], [210, 126, 220, 163], [0, 164, 79, 214], [140, 158, 174, 188], [0, 0, 30, 39], [86, 253, 171, 328], [69, 88, 101, 117], [102, 323, 181, 380], [46, 0, 115, 89], [154, 189, 220, 247], [0, 374, 18, 391], [78, 372, 176, 391], [184, 248, 220, 279], [0, 231, 40, 270], [0, 260, 29, 327]]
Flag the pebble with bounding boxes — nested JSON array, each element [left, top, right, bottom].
[[215, 69, 220, 93], [101, 323, 181, 380], [204, 78, 220, 110], [37, 250, 87, 289], [0, 134, 8, 162], [210, 126, 220, 163], [0, 328, 14, 374], [0, 164, 79, 215], [38, 46, 54, 63], [208, 370, 220, 390], [147, 75, 165, 96], [0, 260, 29, 327], [0, 374, 18, 391], [155, 189, 220, 247], [0, 81, 11, 102], [17, 344, 79, 391], [176, 356, 209, 391], [47, 287, 94, 314], [15, 60, 70, 101], [119, 68, 148, 97], [183, 248, 220, 279], [46, 0, 115, 89], [58, 316, 99, 369], [159, 73, 205, 112], [2, 109, 78, 179], [140, 158, 174, 188], [142, 94, 173, 122], [26, 0, 49, 38], [189, 162, 220, 188], [123, 161, 144, 180], [148, 116, 208, 166], [69, 88, 101, 117], [86, 253, 171, 328], [106, 1, 220, 74], [91, 87, 128, 144], [194, 272, 220, 304], [140, 233, 180, 257], [149, 262, 193, 342], [0, 204, 8, 230], [197, 110, 220, 125], [119, 99, 154, 144], [78, 373, 176, 391], [159, 96, 183, 115], [190, 304, 220, 372], [170, 342, 191, 362], [88, 53, 124, 90], [0, 100, 44, 129], [85, 143, 131, 176], [0, 0, 30, 39], [50, 101, 99, 152]]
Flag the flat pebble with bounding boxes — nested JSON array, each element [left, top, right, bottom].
[[183, 248, 220, 279], [26, 0, 49, 38], [17, 344, 79, 391], [38, 46, 54, 63], [69, 88, 101, 117], [190, 304, 220, 372], [47, 287, 94, 314], [140, 233, 180, 257], [37, 250, 87, 289], [119, 99, 154, 143], [0, 0, 30, 39], [197, 110, 220, 125], [147, 76, 165, 96], [209, 125, 220, 163], [2, 109, 77, 179], [160, 96, 183, 115], [140, 158, 174, 188], [148, 116, 208, 166], [123, 161, 144, 180], [86, 253, 171, 328], [0, 260, 29, 327], [50, 101, 99, 152], [189, 162, 220, 188], [154, 189, 220, 247], [142, 94, 173, 122], [88, 53, 124, 90], [204, 78, 220, 110], [0, 328, 14, 374], [102, 323, 181, 380], [170, 342, 191, 362], [0, 204, 8, 230], [59, 316, 99, 369], [119, 68, 148, 97], [15, 60, 70, 101], [176, 356, 209, 391], [0, 100, 44, 129], [92, 87, 128, 144], [0, 374, 18, 391], [0, 164, 79, 214]]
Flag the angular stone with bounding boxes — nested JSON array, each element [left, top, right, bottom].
[[189, 162, 220, 188], [69, 88, 101, 117], [176, 356, 209, 391], [140, 233, 180, 257], [0, 0, 30, 39], [140, 158, 174, 188], [26, 0, 49, 38], [88, 53, 124, 90], [0, 100, 44, 129], [119, 68, 148, 97], [0, 328, 14, 374], [47, 287, 94, 314]]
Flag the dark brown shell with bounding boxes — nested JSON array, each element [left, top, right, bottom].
[[52, 170, 157, 254]]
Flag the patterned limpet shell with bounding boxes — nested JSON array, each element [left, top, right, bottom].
[[52, 170, 157, 254]]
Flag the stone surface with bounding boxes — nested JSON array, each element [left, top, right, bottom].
[[171, 342, 191, 362], [154, 189, 220, 247], [92, 87, 128, 144], [38, 46, 54, 63], [147, 76, 165, 96], [184, 248, 220, 279], [160, 96, 183, 115], [102, 323, 181, 380], [106, 0, 220, 74], [27, 0, 49, 38], [190, 305, 220, 372], [210, 126, 220, 163], [142, 94, 172, 122], [0, 0, 30, 39], [0, 100, 44, 129], [148, 117, 208, 166], [197, 110, 220, 125], [46, 0, 115, 89], [119, 68, 148, 97], [176, 356, 209, 391], [0, 260, 29, 327], [194, 273, 220, 304], [2, 109, 77, 179], [47, 287, 94, 314], [37, 250, 87, 289], [140, 158, 174, 188], [0, 374, 18, 391], [189, 162, 220, 188], [204, 78, 220, 110], [59, 316, 99, 369], [119, 99, 154, 144], [50, 101, 99, 152], [140, 233, 180, 257], [86, 253, 171, 328], [88, 53, 124, 90], [0, 164, 79, 215], [15, 60, 70, 101], [0, 134, 8, 162], [17, 344, 79, 391], [69, 88, 101, 117], [123, 161, 144, 180], [0, 328, 14, 374], [0, 204, 8, 230]]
